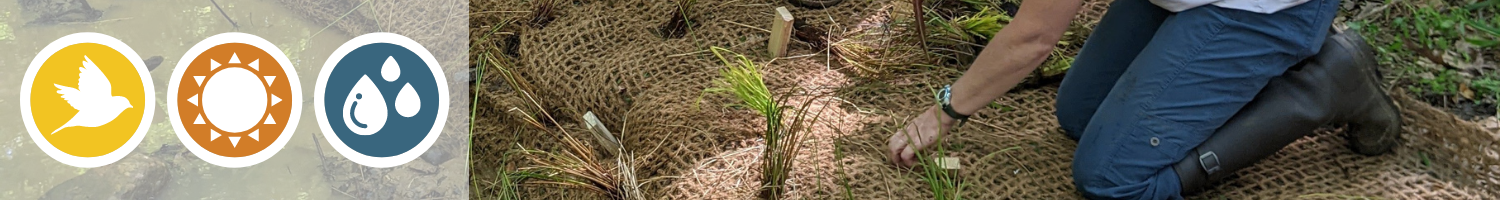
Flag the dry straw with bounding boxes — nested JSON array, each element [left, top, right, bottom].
[[486, 49, 645, 200]]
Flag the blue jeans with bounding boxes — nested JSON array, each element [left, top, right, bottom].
[[1054, 0, 1338, 199]]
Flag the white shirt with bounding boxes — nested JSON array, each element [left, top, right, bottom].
[[1150, 0, 1311, 14]]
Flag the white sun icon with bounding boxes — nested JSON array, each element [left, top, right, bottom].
[[184, 53, 282, 148], [170, 32, 301, 168]]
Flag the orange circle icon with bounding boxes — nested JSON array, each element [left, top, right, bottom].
[[175, 43, 293, 157], [169, 33, 303, 168]]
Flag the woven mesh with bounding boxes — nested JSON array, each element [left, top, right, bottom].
[[276, 0, 469, 199], [469, 0, 1500, 199], [836, 88, 1500, 199], [471, 0, 888, 198]]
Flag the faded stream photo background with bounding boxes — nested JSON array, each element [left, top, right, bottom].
[[0, 0, 468, 199]]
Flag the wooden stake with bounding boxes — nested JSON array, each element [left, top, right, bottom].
[[769, 7, 794, 57], [583, 111, 622, 157], [935, 156, 961, 170]]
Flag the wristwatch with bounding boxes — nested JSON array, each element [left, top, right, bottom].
[[940, 85, 970, 128]]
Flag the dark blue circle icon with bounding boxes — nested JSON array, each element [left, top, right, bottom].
[[321, 43, 440, 158]]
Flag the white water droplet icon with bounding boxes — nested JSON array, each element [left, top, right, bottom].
[[395, 83, 420, 117], [343, 76, 388, 135], [381, 56, 401, 82]]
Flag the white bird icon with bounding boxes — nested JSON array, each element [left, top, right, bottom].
[[50, 56, 133, 135]]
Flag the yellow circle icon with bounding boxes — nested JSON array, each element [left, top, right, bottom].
[[30, 43, 145, 157], [21, 33, 153, 168]]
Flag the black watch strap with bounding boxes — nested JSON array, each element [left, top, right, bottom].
[[942, 103, 969, 127]]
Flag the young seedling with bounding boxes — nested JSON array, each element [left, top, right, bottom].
[[707, 46, 826, 199], [896, 90, 965, 200], [486, 150, 548, 200], [906, 120, 964, 200], [926, 7, 1008, 48]]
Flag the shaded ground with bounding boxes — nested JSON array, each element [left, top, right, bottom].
[[1344, 0, 1500, 120]]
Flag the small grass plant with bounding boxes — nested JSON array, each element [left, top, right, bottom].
[[477, 150, 549, 200], [915, 145, 964, 200], [516, 135, 630, 199], [472, 20, 536, 200], [707, 47, 825, 199], [485, 46, 643, 200], [901, 91, 966, 200], [919, 4, 1012, 63]]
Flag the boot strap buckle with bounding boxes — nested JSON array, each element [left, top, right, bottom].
[[1199, 151, 1222, 175]]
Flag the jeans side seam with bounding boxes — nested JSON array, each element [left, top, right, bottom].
[[1135, 12, 1231, 131], [1095, 13, 1229, 187]]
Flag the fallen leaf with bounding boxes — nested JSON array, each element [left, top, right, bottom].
[[1461, 83, 1475, 99]]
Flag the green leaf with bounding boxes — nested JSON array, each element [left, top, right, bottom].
[[1468, 0, 1500, 10], [1467, 18, 1500, 36], [1467, 38, 1500, 47], [1420, 151, 1431, 167]]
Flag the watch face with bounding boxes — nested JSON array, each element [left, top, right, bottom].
[[941, 86, 952, 104]]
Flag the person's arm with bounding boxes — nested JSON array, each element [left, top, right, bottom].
[[948, 0, 1082, 116], [888, 0, 1083, 167]]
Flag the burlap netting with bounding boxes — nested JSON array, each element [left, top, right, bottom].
[[474, 0, 891, 198], [276, 0, 468, 68], [469, 0, 1499, 199], [273, 0, 470, 199], [835, 88, 1500, 199]]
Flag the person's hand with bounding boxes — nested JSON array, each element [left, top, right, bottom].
[[887, 106, 956, 167]]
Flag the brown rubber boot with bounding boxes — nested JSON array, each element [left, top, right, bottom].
[[1172, 28, 1403, 194]]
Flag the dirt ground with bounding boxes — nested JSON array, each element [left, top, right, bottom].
[[469, 0, 1500, 199]]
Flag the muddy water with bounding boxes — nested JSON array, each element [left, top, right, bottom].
[[0, 0, 356, 199]]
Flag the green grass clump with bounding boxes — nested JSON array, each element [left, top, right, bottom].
[[921, 7, 1011, 63], [710, 47, 777, 117], [708, 47, 823, 200], [954, 8, 1010, 41], [916, 147, 964, 200], [893, 109, 965, 200], [518, 137, 629, 199], [926, 7, 1010, 48], [476, 150, 548, 200], [1040, 49, 1073, 77]]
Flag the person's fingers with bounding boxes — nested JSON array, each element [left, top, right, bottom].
[[911, 124, 930, 149], [887, 131, 905, 165], [898, 123, 921, 160], [899, 144, 918, 167]]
